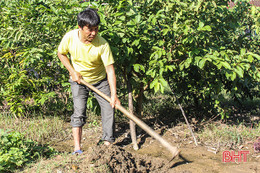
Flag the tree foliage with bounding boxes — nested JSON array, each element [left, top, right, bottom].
[[96, 0, 260, 118], [0, 0, 259, 118], [0, 0, 79, 116]]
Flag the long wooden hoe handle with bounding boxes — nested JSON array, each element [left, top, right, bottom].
[[80, 79, 180, 159]]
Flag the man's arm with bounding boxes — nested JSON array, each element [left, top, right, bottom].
[[105, 64, 120, 108], [57, 52, 82, 84]]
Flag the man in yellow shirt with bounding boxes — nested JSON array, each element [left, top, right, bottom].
[[58, 8, 120, 154]]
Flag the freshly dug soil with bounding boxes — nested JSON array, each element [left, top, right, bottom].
[[87, 144, 170, 173]]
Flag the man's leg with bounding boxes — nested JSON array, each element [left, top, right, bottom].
[[93, 79, 115, 144], [72, 127, 82, 151], [70, 79, 89, 152]]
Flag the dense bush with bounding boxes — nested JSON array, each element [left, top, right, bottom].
[[0, 0, 259, 118], [0, 0, 79, 116], [97, 0, 260, 118], [0, 129, 57, 172]]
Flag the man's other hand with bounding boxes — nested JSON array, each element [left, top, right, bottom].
[[71, 71, 82, 84], [110, 95, 120, 108]]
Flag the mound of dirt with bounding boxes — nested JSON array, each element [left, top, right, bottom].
[[87, 144, 170, 173]]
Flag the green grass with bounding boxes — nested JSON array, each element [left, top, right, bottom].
[[198, 122, 260, 148], [0, 113, 70, 144]]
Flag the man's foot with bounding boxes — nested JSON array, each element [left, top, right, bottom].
[[104, 141, 111, 146], [72, 150, 83, 155], [97, 140, 112, 146]]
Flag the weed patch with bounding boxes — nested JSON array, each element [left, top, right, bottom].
[[198, 122, 260, 148], [0, 113, 70, 144], [0, 129, 57, 172]]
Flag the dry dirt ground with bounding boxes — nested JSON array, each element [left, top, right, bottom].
[[23, 120, 260, 173]]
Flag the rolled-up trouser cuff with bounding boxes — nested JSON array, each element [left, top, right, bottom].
[[70, 116, 86, 127]]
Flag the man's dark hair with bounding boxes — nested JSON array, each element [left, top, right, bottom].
[[77, 8, 100, 28]]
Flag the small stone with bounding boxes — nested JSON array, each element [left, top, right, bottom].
[[89, 164, 95, 167], [71, 164, 79, 170], [238, 145, 244, 149]]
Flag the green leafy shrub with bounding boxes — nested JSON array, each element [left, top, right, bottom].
[[96, 0, 260, 118], [0, 0, 79, 117], [0, 0, 259, 119], [0, 129, 57, 172]]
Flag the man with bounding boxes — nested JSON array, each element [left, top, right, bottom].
[[57, 8, 120, 154]]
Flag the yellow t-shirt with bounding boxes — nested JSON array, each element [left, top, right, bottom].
[[58, 29, 114, 84]]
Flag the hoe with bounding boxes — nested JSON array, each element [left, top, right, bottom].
[[80, 79, 180, 160]]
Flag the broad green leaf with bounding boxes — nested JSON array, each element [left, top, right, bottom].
[[154, 82, 160, 93], [202, 25, 212, 31], [166, 65, 174, 72], [230, 72, 236, 81], [247, 52, 260, 60], [199, 21, 204, 29], [133, 64, 145, 72], [132, 39, 140, 46], [216, 63, 223, 69], [240, 48, 246, 56], [162, 29, 169, 36], [220, 62, 231, 69], [150, 78, 158, 89], [198, 58, 206, 69], [49, 5, 58, 15], [159, 78, 168, 87], [185, 58, 192, 68], [234, 66, 244, 78], [179, 61, 185, 71], [135, 14, 141, 23], [127, 0, 133, 6]]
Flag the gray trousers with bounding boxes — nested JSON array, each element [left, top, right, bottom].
[[69, 78, 115, 142]]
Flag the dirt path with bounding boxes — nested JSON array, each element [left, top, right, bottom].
[[48, 123, 259, 173]]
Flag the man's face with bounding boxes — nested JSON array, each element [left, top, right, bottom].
[[79, 25, 99, 42]]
